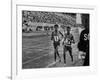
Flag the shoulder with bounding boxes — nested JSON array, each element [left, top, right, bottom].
[[81, 29, 85, 33], [81, 29, 89, 35]]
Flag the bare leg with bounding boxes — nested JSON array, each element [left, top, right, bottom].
[[54, 49, 56, 62], [69, 47, 73, 62], [56, 47, 61, 62], [63, 46, 66, 63]]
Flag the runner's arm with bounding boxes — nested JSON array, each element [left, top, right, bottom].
[[59, 31, 64, 37], [51, 32, 53, 40], [71, 35, 75, 44]]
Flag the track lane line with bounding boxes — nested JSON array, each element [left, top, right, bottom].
[[46, 60, 59, 68], [23, 54, 48, 65]]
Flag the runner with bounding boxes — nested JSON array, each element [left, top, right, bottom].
[[62, 26, 75, 64], [78, 27, 89, 66], [78, 14, 89, 66], [51, 24, 63, 62]]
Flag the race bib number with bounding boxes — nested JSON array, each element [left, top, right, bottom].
[[64, 39, 71, 45], [65, 39, 68, 43], [54, 36, 59, 41]]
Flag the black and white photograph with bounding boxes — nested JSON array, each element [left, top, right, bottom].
[[22, 10, 89, 69], [10, 2, 97, 79], [0, 0, 99, 80]]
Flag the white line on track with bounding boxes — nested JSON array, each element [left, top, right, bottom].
[[23, 54, 48, 65], [46, 60, 59, 68]]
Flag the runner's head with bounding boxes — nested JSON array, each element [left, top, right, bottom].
[[54, 24, 59, 31], [66, 26, 71, 33]]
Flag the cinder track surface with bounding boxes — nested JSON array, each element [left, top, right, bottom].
[[22, 31, 83, 69]]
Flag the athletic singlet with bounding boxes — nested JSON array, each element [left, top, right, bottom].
[[51, 31, 63, 42], [63, 33, 74, 46]]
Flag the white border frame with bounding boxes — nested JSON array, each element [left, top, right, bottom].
[[12, 1, 97, 80]]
